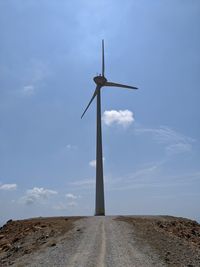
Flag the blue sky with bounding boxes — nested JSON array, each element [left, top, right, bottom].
[[0, 0, 200, 224]]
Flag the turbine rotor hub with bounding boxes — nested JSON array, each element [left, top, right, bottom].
[[93, 75, 107, 86]]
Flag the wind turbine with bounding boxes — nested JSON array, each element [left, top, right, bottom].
[[81, 40, 138, 216]]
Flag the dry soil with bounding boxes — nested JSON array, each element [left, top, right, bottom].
[[0, 215, 200, 266]]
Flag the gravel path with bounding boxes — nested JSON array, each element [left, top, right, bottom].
[[13, 216, 166, 267]]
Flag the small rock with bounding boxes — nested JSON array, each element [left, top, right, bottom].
[[34, 226, 42, 230], [191, 229, 197, 236], [12, 237, 20, 243], [186, 234, 191, 239], [1, 243, 12, 251], [0, 234, 5, 239], [12, 245, 21, 252], [24, 249, 31, 254]]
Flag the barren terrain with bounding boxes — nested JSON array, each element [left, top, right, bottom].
[[118, 216, 200, 266], [0, 215, 200, 266]]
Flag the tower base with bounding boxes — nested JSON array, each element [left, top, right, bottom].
[[95, 212, 105, 216]]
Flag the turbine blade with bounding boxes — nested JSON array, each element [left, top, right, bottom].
[[102, 39, 105, 77], [105, 81, 138, 90], [81, 86, 99, 119]]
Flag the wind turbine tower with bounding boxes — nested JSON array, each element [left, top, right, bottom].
[[81, 40, 138, 216]]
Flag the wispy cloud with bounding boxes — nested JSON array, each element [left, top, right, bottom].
[[65, 144, 77, 150], [67, 201, 77, 207], [135, 126, 195, 154], [53, 202, 67, 211], [89, 160, 96, 167], [106, 162, 162, 191], [102, 110, 134, 127], [70, 178, 95, 188], [128, 163, 162, 181], [53, 193, 80, 210], [66, 193, 79, 200], [53, 201, 77, 210], [0, 183, 17, 191], [21, 187, 57, 205], [30, 59, 49, 83], [166, 143, 192, 155], [22, 85, 35, 96], [108, 162, 200, 192], [67, 198, 78, 207], [19, 60, 49, 97]]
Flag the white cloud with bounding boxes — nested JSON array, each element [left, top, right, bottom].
[[22, 85, 35, 96], [0, 183, 17, 191], [102, 110, 134, 127], [21, 187, 57, 205], [66, 193, 78, 200], [89, 159, 96, 167], [66, 144, 77, 150], [89, 157, 105, 168], [53, 193, 80, 211]]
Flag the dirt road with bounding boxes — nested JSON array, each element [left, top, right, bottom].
[[13, 216, 166, 267]]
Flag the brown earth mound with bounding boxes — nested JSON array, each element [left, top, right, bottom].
[[1, 215, 200, 266], [118, 215, 200, 266], [0, 216, 82, 266]]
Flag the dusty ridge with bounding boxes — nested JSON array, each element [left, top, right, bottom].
[[0, 216, 82, 266], [0, 215, 200, 266], [118, 215, 200, 266]]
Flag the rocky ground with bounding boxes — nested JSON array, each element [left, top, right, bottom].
[[0, 217, 82, 266], [118, 216, 200, 266], [0, 215, 200, 266]]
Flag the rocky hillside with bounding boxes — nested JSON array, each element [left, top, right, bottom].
[[0, 215, 200, 266], [119, 216, 200, 266], [0, 217, 81, 266]]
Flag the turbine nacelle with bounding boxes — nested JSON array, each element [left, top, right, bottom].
[[81, 40, 138, 120], [93, 75, 107, 86]]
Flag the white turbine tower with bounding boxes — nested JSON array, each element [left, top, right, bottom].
[[81, 40, 138, 216]]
